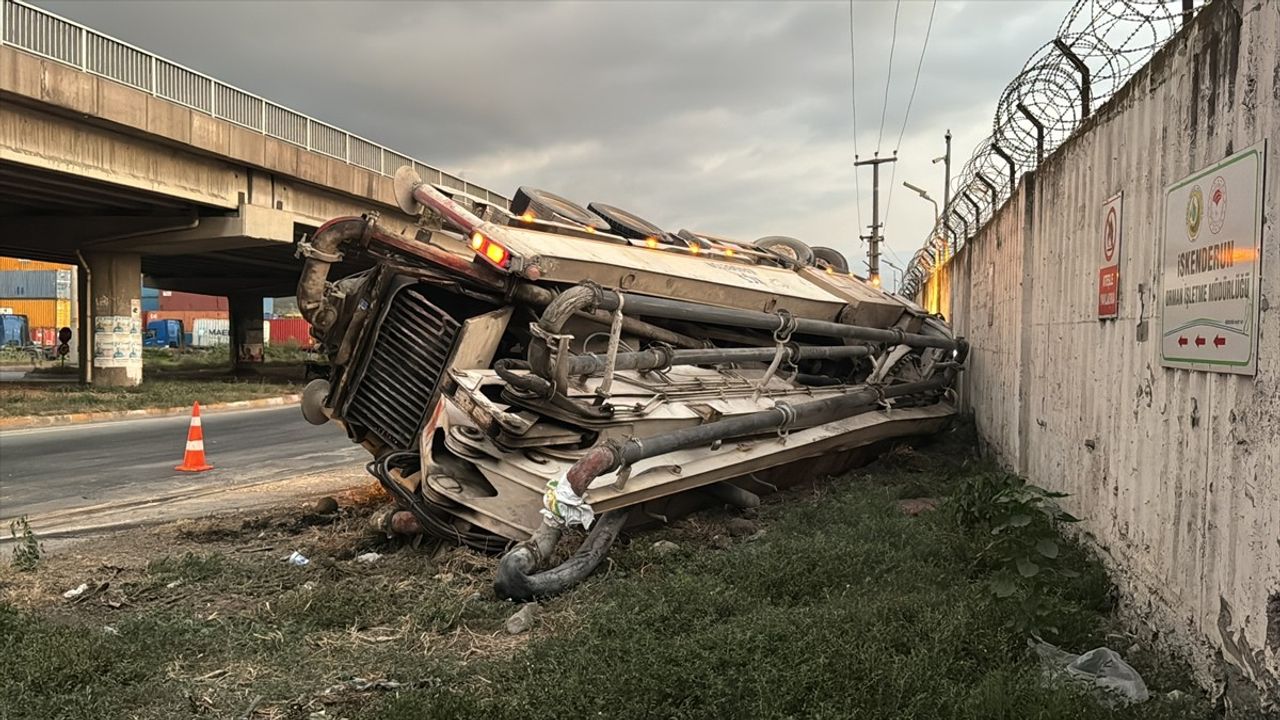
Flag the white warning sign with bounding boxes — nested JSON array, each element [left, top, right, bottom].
[[1160, 140, 1266, 375]]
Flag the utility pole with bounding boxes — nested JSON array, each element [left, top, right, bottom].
[[932, 129, 952, 252], [853, 154, 897, 286]]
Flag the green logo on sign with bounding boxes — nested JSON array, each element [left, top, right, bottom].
[[1185, 185, 1203, 242]]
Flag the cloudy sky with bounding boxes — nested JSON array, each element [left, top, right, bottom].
[[43, 0, 1071, 288]]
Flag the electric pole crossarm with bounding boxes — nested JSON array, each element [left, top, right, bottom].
[[853, 155, 897, 285]]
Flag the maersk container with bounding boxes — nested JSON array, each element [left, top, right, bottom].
[[191, 318, 231, 347]]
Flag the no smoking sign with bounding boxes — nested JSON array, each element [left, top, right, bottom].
[[1098, 193, 1122, 319]]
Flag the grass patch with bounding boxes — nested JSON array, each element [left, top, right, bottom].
[[0, 429, 1209, 719], [0, 378, 298, 417]]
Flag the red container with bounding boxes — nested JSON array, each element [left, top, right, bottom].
[[144, 310, 230, 330], [157, 291, 228, 312], [268, 317, 314, 348]]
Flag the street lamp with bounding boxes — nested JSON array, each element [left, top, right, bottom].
[[903, 181, 948, 265], [881, 257, 904, 292], [902, 181, 938, 225]]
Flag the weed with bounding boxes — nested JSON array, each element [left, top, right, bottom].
[[949, 469, 1086, 637], [8, 517, 41, 572]]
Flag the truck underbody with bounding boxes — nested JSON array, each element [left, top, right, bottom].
[[296, 168, 966, 600]]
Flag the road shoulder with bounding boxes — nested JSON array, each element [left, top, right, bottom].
[[0, 393, 302, 431]]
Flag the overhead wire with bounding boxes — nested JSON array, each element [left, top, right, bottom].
[[875, 0, 902, 154], [882, 0, 938, 252], [848, 0, 864, 242]]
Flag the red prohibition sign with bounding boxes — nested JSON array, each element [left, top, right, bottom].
[[1103, 206, 1117, 262]]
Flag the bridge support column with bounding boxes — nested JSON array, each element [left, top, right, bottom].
[[83, 252, 143, 387], [229, 294, 265, 373]]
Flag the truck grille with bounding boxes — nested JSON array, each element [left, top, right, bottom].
[[344, 283, 461, 449]]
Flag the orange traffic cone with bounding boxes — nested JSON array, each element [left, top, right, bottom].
[[175, 402, 213, 472]]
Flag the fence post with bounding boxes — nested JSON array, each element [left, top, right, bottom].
[[1016, 102, 1045, 166], [991, 143, 1017, 194], [963, 191, 981, 232], [1053, 38, 1091, 119], [975, 172, 998, 205]]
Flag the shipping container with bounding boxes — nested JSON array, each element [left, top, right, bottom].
[[141, 297, 160, 312], [144, 310, 229, 329], [268, 318, 315, 348], [0, 270, 72, 298], [0, 298, 72, 327], [0, 257, 74, 272], [158, 290, 228, 312], [191, 318, 230, 347], [142, 286, 160, 298]]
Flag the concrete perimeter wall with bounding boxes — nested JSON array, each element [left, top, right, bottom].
[[921, 0, 1279, 695]]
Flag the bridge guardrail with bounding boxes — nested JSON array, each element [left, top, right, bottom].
[[0, 0, 508, 207]]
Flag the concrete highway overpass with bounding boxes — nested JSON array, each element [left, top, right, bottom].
[[0, 0, 506, 383]]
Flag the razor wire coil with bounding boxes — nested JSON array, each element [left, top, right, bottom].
[[899, 0, 1191, 297]]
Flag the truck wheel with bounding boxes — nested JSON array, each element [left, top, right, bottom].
[[511, 187, 609, 231], [587, 202, 666, 241], [676, 229, 714, 249], [753, 236, 815, 267], [812, 246, 849, 272]]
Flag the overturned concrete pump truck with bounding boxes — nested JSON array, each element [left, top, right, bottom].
[[296, 167, 967, 600]]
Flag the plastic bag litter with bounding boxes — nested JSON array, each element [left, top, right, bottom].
[[355, 552, 381, 564], [1032, 639, 1150, 704], [540, 472, 595, 529], [285, 551, 310, 567], [62, 583, 89, 600]]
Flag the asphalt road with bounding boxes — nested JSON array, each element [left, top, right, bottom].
[[0, 405, 367, 522]]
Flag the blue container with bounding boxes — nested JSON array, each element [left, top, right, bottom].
[[142, 297, 160, 312], [142, 286, 160, 298]]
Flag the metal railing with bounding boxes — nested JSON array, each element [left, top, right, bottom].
[[0, 0, 507, 206]]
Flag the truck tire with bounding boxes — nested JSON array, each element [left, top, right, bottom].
[[512, 187, 609, 231], [812, 246, 849, 272], [753, 236, 815, 267], [676, 229, 714, 249], [587, 202, 666, 241]]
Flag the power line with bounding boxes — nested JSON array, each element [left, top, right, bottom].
[[848, 0, 863, 240], [876, 0, 901, 154], [884, 0, 938, 236], [893, 0, 937, 154]]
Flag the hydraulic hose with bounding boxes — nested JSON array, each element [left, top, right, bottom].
[[565, 374, 953, 495], [593, 289, 959, 351], [494, 511, 629, 601], [562, 343, 871, 376]]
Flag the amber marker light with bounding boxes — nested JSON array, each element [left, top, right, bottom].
[[469, 232, 485, 251], [645, 237, 659, 249]]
